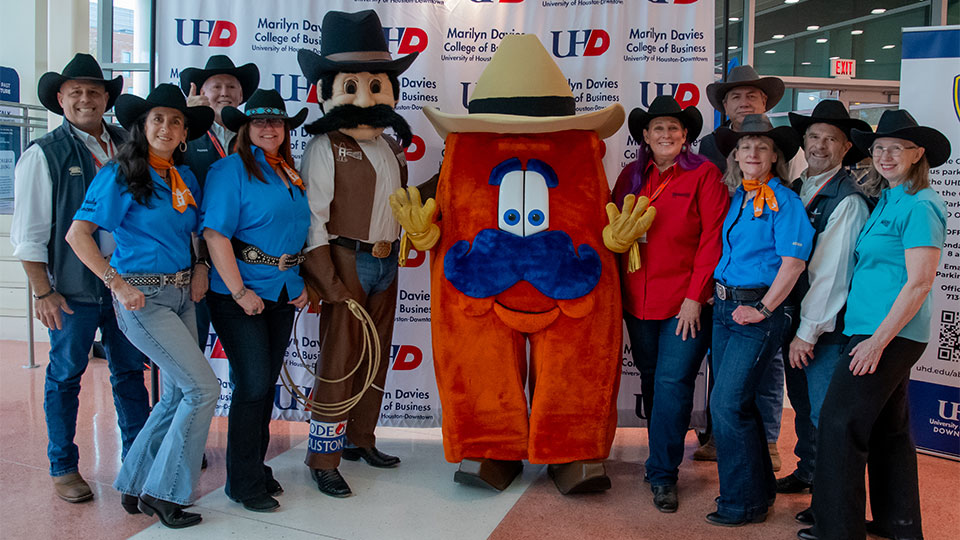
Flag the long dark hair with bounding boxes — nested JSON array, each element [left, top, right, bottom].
[[115, 114, 187, 206], [234, 122, 295, 183]]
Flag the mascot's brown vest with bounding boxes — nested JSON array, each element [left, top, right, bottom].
[[326, 130, 408, 241]]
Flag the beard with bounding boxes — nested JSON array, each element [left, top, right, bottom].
[[304, 104, 413, 147]]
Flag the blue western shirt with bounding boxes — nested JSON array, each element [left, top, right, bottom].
[[843, 184, 947, 342], [201, 147, 310, 301], [74, 162, 200, 275], [714, 177, 814, 288]]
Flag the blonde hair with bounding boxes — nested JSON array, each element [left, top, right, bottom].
[[722, 135, 791, 192], [857, 153, 930, 197]]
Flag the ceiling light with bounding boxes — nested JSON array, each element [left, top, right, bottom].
[[773, 34, 785, 39], [817, 38, 828, 43], [784, 0, 800, 3], [829, 56, 840, 59], [851, 30, 864, 35], [807, 25, 820, 31], [882, 44, 895, 49], [801, 61, 812, 65], [865, 58, 875, 63], [871, 8, 886, 14], [729, 17, 740, 21], [808, 96, 817, 101], [765, 49, 776, 54], [728, 45, 738, 50]]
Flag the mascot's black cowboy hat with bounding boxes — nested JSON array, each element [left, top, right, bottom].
[[628, 95, 703, 144], [851, 109, 951, 168], [716, 113, 801, 161], [114, 84, 215, 140], [221, 89, 309, 133], [38, 53, 124, 115], [789, 100, 873, 165], [706, 65, 785, 113], [179, 55, 260, 103], [297, 10, 419, 84]]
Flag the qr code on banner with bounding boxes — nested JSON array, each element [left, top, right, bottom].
[[938, 310, 960, 363]]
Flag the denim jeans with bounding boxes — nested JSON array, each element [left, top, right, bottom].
[[624, 311, 710, 486], [45, 300, 150, 476], [355, 249, 398, 296], [195, 296, 212, 353], [756, 348, 785, 442], [207, 289, 294, 502], [710, 294, 787, 520], [112, 283, 219, 505], [783, 337, 845, 483]]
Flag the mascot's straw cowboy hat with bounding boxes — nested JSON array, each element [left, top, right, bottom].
[[179, 55, 260, 104], [38, 53, 124, 115], [423, 34, 624, 139], [297, 10, 419, 83]]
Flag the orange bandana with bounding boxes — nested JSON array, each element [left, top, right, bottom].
[[742, 173, 778, 217], [149, 151, 196, 213], [265, 152, 304, 190]]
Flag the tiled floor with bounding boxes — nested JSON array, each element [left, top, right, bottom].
[[2, 339, 958, 540]]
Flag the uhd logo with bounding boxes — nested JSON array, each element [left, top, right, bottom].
[[637, 81, 700, 109], [383, 27, 429, 55], [175, 19, 238, 47], [551, 30, 610, 58], [405, 135, 426, 162], [390, 345, 423, 371], [939, 400, 960, 421]]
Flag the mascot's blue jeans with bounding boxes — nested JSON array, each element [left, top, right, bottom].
[[710, 294, 787, 520]]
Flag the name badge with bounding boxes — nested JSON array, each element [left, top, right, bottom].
[[69, 166, 83, 176]]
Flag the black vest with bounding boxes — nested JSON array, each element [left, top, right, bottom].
[[697, 132, 727, 173], [31, 120, 129, 303], [182, 129, 229, 188], [788, 168, 872, 343]]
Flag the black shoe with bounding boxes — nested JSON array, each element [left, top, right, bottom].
[[121, 493, 141, 515], [265, 478, 283, 497], [798, 528, 819, 540], [341, 446, 400, 468], [777, 472, 813, 493], [865, 520, 922, 540], [705, 511, 767, 527], [240, 493, 279, 513], [651, 484, 678, 513], [311, 468, 352, 498], [795, 507, 815, 526], [138, 494, 202, 529]]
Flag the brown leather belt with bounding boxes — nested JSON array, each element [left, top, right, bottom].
[[330, 236, 399, 259], [231, 238, 304, 272]]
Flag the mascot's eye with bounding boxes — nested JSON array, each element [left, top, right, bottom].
[[528, 210, 544, 226], [503, 209, 521, 226], [344, 80, 358, 94], [370, 80, 382, 94]]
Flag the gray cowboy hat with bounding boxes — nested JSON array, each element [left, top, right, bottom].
[[706, 65, 784, 113], [716, 113, 801, 161]]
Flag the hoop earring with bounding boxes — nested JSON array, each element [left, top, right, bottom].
[[179, 141, 187, 152]]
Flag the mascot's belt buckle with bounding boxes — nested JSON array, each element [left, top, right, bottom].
[[371, 241, 392, 259]]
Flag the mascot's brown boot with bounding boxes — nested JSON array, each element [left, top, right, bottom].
[[454, 458, 523, 491], [548, 460, 611, 495]]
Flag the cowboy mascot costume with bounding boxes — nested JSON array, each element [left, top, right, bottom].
[[390, 34, 656, 494], [297, 10, 419, 498]]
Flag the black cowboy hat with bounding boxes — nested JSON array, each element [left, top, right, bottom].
[[114, 84, 215, 140], [716, 114, 801, 161], [628, 95, 703, 144], [789, 100, 873, 165], [297, 10, 418, 84], [37, 53, 124, 115], [179, 55, 260, 103], [706, 65, 784, 113], [221, 89, 309, 133], [851, 109, 951, 168]]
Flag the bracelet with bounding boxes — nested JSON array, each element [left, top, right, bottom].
[[757, 303, 773, 319], [231, 287, 248, 301], [102, 266, 118, 286], [194, 257, 211, 269], [33, 288, 56, 301]]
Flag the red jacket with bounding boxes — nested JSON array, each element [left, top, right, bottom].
[[613, 159, 729, 320]]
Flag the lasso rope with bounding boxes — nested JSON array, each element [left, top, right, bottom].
[[280, 299, 383, 416]]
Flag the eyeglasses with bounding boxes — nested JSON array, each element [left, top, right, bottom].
[[250, 118, 286, 128], [870, 144, 918, 157]]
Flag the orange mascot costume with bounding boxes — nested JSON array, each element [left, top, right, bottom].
[[390, 35, 655, 494]]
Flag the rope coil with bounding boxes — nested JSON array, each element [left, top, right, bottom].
[[280, 299, 383, 416]]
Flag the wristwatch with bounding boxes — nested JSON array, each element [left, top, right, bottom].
[[756, 302, 773, 319], [194, 257, 211, 269]]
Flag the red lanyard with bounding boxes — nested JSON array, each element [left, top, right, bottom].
[[89, 139, 115, 170], [208, 131, 226, 158], [804, 175, 834, 209], [646, 166, 676, 204]]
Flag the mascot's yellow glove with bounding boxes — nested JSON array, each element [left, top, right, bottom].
[[603, 194, 656, 273], [389, 186, 440, 265]]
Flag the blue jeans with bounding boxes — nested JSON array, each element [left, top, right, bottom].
[[195, 296, 212, 352], [45, 299, 149, 476], [711, 294, 787, 520], [783, 337, 845, 483], [625, 311, 710, 486], [355, 249, 398, 296], [756, 348, 785, 442], [112, 283, 219, 505]]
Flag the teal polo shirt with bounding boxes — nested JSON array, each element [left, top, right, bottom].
[[844, 184, 947, 342]]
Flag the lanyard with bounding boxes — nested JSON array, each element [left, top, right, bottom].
[[208, 131, 226, 158], [89, 138, 115, 170], [803, 175, 835, 209], [646, 166, 676, 204]]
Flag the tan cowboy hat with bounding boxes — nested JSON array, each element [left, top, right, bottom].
[[423, 34, 624, 139]]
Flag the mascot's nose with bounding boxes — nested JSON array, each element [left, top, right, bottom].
[[495, 281, 555, 313]]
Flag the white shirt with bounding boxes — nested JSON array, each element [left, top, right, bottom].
[[794, 165, 870, 344], [210, 121, 234, 150], [301, 133, 401, 251], [11, 122, 118, 262]]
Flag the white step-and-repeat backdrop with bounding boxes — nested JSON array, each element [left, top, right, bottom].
[[155, 0, 716, 427]]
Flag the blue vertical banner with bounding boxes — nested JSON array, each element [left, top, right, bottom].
[[900, 26, 960, 461], [0, 66, 20, 215]]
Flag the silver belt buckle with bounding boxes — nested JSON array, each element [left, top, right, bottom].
[[278, 253, 294, 271], [716, 283, 727, 301], [173, 270, 192, 287], [371, 241, 392, 259]]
